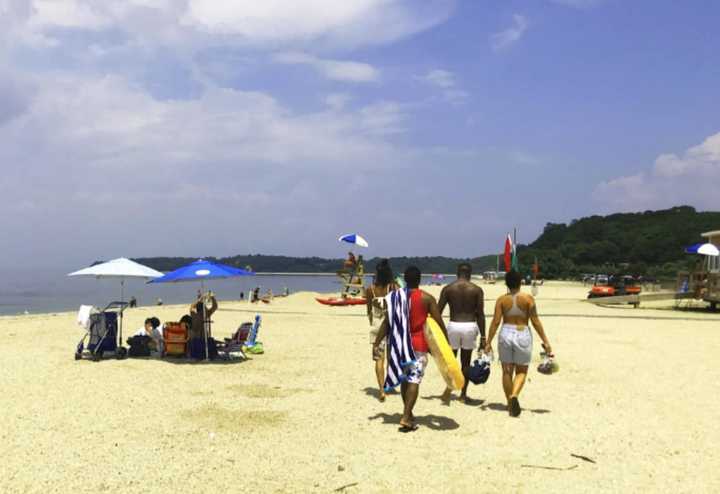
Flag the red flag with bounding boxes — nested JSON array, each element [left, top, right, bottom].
[[503, 234, 513, 272]]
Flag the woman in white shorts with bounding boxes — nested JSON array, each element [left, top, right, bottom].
[[484, 270, 553, 417]]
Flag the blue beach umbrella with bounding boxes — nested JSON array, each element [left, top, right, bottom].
[[150, 259, 254, 360], [338, 233, 369, 248], [149, 259, 253, 286]]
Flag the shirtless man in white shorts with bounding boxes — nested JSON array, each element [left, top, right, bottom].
[[438, 263, 485, 403]]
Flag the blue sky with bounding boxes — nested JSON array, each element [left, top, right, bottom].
[[1, 0, 719, 269]]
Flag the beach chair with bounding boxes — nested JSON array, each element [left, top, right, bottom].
[[243, 315, 264, 354], [74, 301, 127, 361], [163, 322, 189, 357], [217, 323, 250, 360]]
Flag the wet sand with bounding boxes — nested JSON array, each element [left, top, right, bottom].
[[1, 282, 719, 493]]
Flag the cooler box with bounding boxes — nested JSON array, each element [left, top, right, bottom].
[[163, 322, 188, 356]]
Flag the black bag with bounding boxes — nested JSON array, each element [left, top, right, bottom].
[[207, 337, 218, 360], [127, 335, 151, 357]]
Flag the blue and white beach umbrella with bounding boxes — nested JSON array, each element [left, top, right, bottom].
[[338, 234, 369, 248], [684, 243, 720, 256]]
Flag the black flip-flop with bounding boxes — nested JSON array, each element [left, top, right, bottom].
[[398, 424, 419, 433], [509, 397, 521, 417]]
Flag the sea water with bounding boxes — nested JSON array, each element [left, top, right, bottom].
[[0, 268, 454, 316]]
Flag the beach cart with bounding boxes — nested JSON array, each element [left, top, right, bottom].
[[74, 301, 128, 361]]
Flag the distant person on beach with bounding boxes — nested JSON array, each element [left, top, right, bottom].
[[251, 287, 260, 303], [373, 266, 447, 431], [156, 298, 163, 306], [484, 270, 553, 417], [438, 262, 485, 404], [128, 296, 137, 308], [366, 259, 396, 402]]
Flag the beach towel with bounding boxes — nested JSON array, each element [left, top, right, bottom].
[[77, 305, 94, 329], [383, 288, 416, 391]]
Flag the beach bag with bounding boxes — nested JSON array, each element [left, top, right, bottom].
[[207, 337, 218, 360], [189, 337, 206, 359], [127, 335, 151, 357], [244, 341, 264, 354]]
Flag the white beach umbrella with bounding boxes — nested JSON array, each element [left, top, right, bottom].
[[68, 258, 165, 345]]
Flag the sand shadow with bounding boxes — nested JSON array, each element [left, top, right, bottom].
[[368, 412, 459, 431], [420, 394, 485, 407], [361, 387, 398, 399], [480, 402, 551, 414], [157, 356, 249, 366]]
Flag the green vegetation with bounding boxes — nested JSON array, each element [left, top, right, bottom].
[[134, 206, 719, 280], [517, 206, 720, 279]]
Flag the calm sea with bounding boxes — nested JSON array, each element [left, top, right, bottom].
[[0, 269, 454, 316]]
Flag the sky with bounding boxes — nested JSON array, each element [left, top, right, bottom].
[[1, 0, 719, 270]]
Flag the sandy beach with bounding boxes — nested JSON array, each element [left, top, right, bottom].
[[2, 281, 719, 493]]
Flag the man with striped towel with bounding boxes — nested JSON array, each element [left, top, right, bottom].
[[373, 266, 448, 432]]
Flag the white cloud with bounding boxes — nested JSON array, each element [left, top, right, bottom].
[[593, 131, 720, 211], [324, 93, 352, 111], [421, 69, 455, 88], [274, 52, 379, 82], [491, 14, 528, 51], [418, 69, 469, 105], [4, 0, 453, 53]]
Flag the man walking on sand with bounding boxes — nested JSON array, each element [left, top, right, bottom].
[[373, 266, 448, 432], [438, 263, 485, 404]]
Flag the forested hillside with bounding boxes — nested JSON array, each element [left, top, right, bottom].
[[133, 206, 719, 280], [517, 206, 720, 279]]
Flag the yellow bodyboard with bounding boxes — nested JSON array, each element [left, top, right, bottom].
[[424, 318, 465, 390]]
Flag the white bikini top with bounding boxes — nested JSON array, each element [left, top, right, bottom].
[[504, 293, 528, 318]]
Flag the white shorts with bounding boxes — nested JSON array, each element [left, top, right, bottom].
[[498, 324, 532, 365], [447, 321, 479, 350]]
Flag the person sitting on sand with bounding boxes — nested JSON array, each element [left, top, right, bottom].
[[133, 317, 163, 355], [373, 266, 447, 432], [438, 262, 485, 404], [484, 270, 553, 417], [366, 259, 396, 402]]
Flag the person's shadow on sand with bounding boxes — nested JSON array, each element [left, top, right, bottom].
[[481, 402, 551, 414], [368, 412, 460, 431], [421, 394, 485, 406], [361, 387, 398, 399]]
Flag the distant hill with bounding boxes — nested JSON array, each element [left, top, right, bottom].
[[517, 206, 720, 279], [134, 206, 719, 280], [134, 254, 499, 276]]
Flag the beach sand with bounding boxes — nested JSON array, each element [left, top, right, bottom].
[[1, 282, 719, 493]]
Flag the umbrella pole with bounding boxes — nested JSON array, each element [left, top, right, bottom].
[[119, 278, 125, 348], [202, 281, 209, 361]]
